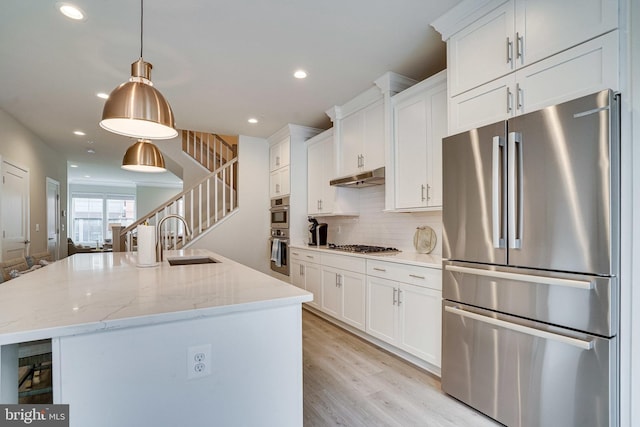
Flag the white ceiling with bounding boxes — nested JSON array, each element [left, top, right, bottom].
[[0, 0, 458, 186]]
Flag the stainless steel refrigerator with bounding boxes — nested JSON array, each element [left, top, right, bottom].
[[441, 90, 619, 427]]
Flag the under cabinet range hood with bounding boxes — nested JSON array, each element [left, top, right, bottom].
[[329, 167, 385, 188]]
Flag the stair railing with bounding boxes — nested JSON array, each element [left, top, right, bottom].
[[116, 157, 238, 253]]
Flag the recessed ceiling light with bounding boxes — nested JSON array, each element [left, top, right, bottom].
[[87, 140, 95, 144], [248, 118, 258, 124], [74, 130, 85, 136], [84, 175, 91, 179], [70, 164, 78, 168], [294, 70, 307, 79], [57, 3, 85, 21], [87, 148, 95, 154], [96, 92, 109, 100]]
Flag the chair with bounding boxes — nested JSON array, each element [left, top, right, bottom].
[[67, 238, 93, 256]]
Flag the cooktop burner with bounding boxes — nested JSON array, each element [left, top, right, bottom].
[[328, 244, 400, 254]]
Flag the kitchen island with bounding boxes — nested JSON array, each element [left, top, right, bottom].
[[0, 249, 312, 426]]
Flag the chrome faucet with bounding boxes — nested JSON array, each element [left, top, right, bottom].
[[156, 214, 193, 262]]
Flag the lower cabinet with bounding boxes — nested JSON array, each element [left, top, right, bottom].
[[290, 247, 442, 368], [321, 266, 366, 331], [321, 254, 366, 331], [366, 261, 442, 367], [290, 249, 321, 309]]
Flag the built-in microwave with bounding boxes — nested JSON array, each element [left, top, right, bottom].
[[270, 196, 289, 229]]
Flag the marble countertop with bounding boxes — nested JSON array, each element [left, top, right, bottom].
[[289, 244, 442, 269], [0, 249, 311, 345]]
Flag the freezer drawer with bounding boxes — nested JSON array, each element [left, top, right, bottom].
[[443, 261, 616, 337], [442, 301, 617, 427]]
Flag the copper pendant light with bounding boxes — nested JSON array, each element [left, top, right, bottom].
[[121, 139, 166, 173], [100, 0, 177, 139]]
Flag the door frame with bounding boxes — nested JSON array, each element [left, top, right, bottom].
[[46, 177, 61, 261]]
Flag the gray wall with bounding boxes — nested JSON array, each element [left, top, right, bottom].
[[0, 109, 68, 258], [136, 185, 182, 217]]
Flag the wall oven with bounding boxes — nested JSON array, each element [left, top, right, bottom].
[[270, 196, 289, 229], [269, 228, 289, 276], [269, 196, 289, 275]]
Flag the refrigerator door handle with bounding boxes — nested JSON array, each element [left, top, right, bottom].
[[444, 306, 594, 350], [508, 131, 523, 249], [445, 264, 594, 290], [492, 136, 506, 248]]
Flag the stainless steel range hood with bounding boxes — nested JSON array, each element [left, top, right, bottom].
[[329, 166, 385, 188]]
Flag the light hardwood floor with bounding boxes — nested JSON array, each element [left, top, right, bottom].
[[302, 309, 500, 427]]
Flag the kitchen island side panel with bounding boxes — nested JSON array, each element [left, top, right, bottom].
[[53, 304, 303, 427]]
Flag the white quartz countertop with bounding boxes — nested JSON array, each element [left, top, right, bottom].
[[0, 249, 311, 345], [289, 244, 442, 269]]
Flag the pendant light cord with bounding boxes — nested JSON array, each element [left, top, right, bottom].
[[140, 0, 144, 59]]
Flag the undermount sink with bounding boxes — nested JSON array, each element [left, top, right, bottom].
[[166, 256, 220, 266]]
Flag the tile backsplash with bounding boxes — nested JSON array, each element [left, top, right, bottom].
[[317, 186, 443, 256]]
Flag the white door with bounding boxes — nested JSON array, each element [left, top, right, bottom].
[[46, 178, 60, 260], [1, 161, 30, 261]]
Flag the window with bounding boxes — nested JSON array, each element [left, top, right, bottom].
[[71, 193, 135, 246]]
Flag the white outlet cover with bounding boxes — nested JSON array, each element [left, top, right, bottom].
[[187, 344, 212, 379]]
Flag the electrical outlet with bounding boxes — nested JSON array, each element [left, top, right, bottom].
[[187, 344, 212, 379]]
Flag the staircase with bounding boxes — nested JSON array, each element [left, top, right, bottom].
[[116, 130, 239, 253]]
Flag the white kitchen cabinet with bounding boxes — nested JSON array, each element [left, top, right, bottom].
[[448, 31, 619, 134], [320, 254, 366, 331], [307, 130, 360, 216], [307, 130, 335, 215], [366, 260, 442, 366], [446, 0, 618, 97], [393, 71, 447, 210], [269, 136, 290, 171], [290, 249, 321, 309], [338, 99, 385, 177], [269, 165, 290, 198]]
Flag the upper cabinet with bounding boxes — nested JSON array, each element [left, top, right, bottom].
[[269, 136, 290, 171], [307, 129, 359, 217], [434, 0, 620, 134], [269, 136, 291, 198], [339, 99, 385, 177], [327, 72, 416, 180], [446, 0, 619, 97], [448, 31, 619, 133], [393, 71, 447, 211]]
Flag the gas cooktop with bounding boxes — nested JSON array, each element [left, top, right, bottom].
[[327, 244, 400, 254]]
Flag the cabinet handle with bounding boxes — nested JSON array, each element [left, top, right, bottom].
[[300, 265, 304, 276], [506, 37, 513, 64], [421, 184, 426, 202], [516, 83, 523, 110], [426, 184, 431, 201], [275, 183, 280, 193], [516, 32, 524, 61], [393, 288, 398, 305], [398, 289, 403, 306], [409, 274, 425, 280], [373, 267, 386, 272], [306, 255, 314, 259], [319, 199, 323, 210], [292, 251, 299, 256], [276, 155, 280, 167], [507, 87, 513, 113]]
